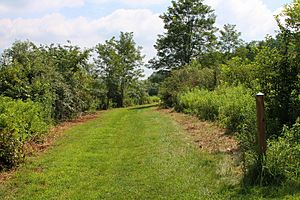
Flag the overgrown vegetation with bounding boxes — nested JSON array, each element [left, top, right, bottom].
[[147, 0, 300, 187], [0, 96, 48, 170], [0, 33, 150, 170], [0, 0, 299, 194]]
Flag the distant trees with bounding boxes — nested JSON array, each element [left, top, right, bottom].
[[149, 0, 217, 71], [95, 32, 144, 108], [219, 24, 243, 56]]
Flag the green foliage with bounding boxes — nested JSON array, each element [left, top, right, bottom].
[[219, 24, 243, 56], [0, 96, 48, 170], [45, 43, 98, 121], [95, 32, 144, 108], [177, 89, 220, 120], [159, 61, 216, 107], [177, 85, 255, 133], [264, 123, 300, 184], [0, 41, 104, 170], [147, 96, 160, 104], [125, 81, 149, 106], [176, 85, 262, 185], [150, 0, 217, 70], [146, 70, 170, 96], [219, 57, 259, 89], [0, 41, 100, 123], [254, 0, 300, 133]]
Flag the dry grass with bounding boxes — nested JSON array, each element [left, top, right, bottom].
[[157, 108, 239, 154]]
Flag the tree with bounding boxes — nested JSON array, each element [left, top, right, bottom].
[[149, 0, 217, 71], [0, 41, 100, 122], [95, 32, 144, 108], [255, 0, 300, 134], [146, 70, 170, 96], [45, 43, 96, 121], [219, 24, 243, 56]]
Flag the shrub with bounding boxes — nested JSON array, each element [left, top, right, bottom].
[[264, 123, 300, 183], [0, 96, 48, 170], [177, 85, 256, 133], [177, 85, 300, 185], [159, 61, 216, 108], [147, 96, 160, 104], [217, 86, 256, 133], [177, 89, 220, 120]]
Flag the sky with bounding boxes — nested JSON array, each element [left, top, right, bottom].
[[0, 0, 293, 76]]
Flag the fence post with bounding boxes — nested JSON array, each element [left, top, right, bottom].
[[256, 92, 267, 155]]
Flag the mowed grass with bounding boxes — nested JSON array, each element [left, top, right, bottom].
[[0, 105, 299, 199]]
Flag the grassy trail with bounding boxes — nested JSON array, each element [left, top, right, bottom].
[[1, 105, 296, 199]]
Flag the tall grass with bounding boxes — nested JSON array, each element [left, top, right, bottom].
[[176, 85, 256, 134], [175, 85, 300, 185]]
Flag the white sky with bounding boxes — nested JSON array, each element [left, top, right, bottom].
[[0, 0, 293, 76]]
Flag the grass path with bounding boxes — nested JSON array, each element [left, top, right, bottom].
[[1, 106, 298, 199]]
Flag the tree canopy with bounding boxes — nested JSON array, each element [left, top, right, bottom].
[[95, 32, 144, 108], [149, 0, 217, 71]]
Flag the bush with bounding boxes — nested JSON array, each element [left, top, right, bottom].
[[264, 123, 300, 183], [159, 61, 216, 108], [0, 96, 48, 170], [177, 85, 300, 185], [147, 96, 160, 104], [217, 86, 256, 133], [177, 89, 220, 120], [177, 85, 256, 133], [176, 85, 264, 184]]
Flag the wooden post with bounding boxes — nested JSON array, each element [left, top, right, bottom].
[[256, 92, 267, 155]]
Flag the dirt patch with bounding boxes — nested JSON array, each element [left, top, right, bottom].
[[158, 108, 239, 154], [0, 111, 103, 183]]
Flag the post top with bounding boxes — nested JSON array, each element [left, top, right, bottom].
[[256, 92, 264, 96]]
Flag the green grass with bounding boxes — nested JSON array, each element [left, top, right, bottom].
[[1, 105, 299, 199]]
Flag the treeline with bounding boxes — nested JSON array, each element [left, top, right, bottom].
[[147, 0, 299, 185], [0, 32, 158, 170]]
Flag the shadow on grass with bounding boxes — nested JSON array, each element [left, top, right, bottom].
[[224, 181, 300, 199], [127, 104, 158, 110]]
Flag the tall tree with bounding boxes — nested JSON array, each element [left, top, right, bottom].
[[219, 24, 243, 55], [150, 0, 217, 71], [95, 32, 144, 108]]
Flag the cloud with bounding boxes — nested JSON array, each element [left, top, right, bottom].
[[0, 0, 85, 13], [89, 0, 168, 6], [205, 0, 279, 41], [0, 9, 163, 60]]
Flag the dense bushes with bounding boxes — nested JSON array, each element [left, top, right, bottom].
[[176, 85, 300, 185], [264, 123, 300, 184], [159, 61, 216, 107], [0, 41, 100, 123], [0, 96, 48, 170], [0, 39, 148, 170], [176, 85, 256, 133]]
